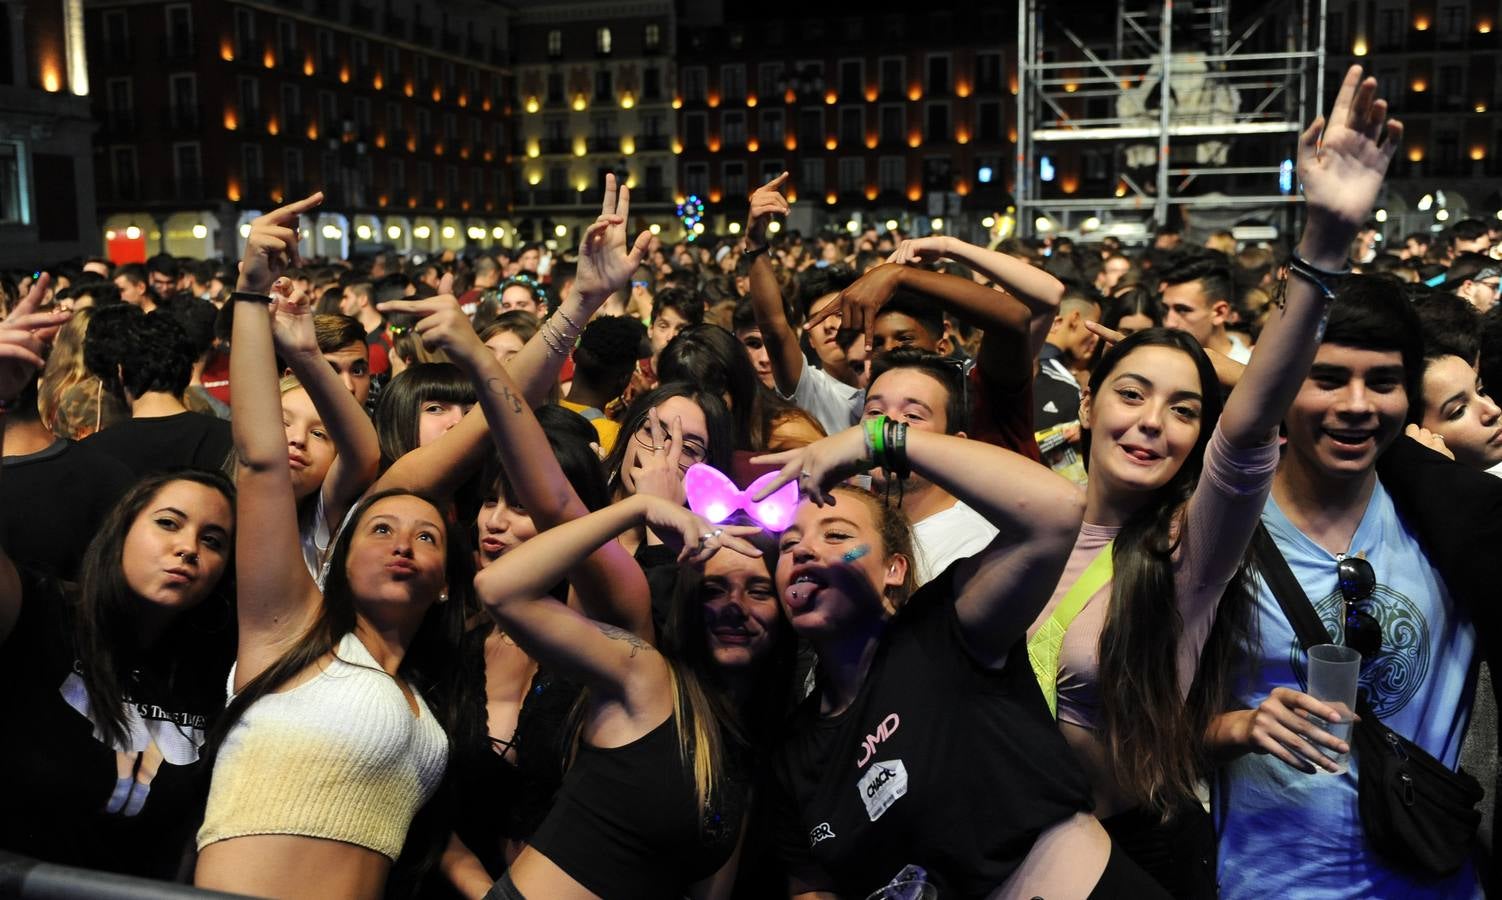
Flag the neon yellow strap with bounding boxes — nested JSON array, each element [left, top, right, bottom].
[[1027, 540, 1114, 719]]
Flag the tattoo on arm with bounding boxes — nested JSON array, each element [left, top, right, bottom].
[[595, 622, 652, 657], [485, 378, 524, 414]]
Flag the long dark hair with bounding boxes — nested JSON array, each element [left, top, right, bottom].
[[662, 517, 796, 756], [1084, 327, 1256, 819], [74, 469, 237, 750], [209, 489, 477, 754], [603, 382, 734, 496], [657, 324, 777, 451], [373, 363, 477, 468]]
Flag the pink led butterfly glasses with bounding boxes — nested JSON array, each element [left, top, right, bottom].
[[683, 463, 800, 533]]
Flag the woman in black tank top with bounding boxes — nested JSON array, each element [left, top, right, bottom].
[[474, 492, 793, 900], [750, 420, 1168, 898]]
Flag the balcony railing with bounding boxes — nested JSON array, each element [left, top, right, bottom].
[[638, 134, 669, 151]]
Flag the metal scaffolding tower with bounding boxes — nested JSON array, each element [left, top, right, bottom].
[[1014, 0, 1327, 240]]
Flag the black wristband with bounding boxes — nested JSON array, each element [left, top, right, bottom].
[[230, 290, 274, 304], [742, 243, 770, 260]]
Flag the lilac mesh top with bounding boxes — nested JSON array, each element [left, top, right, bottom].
[[1029, 423, 1281, 731]]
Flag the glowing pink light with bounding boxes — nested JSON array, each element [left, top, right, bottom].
[[684, 464, 799, 533]]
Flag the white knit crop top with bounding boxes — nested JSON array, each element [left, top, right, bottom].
[[197, 632, 449, 860]]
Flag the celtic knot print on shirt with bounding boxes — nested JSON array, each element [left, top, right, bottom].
[[1290, 584, 1429, 719]]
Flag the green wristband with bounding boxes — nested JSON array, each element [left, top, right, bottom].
[[863, 416, 886, 470]]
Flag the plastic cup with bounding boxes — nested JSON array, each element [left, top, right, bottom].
[[864, 879, 937, 900], [1306, 643, 1361, 774]]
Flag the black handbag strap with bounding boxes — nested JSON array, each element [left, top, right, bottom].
[[1252, 524, 1381, 723], [1251, 523, 1333, 652]]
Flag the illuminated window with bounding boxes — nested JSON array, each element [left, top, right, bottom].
[[644, 24, 661, 50], [596, 27, 612, 55], [547, 30, 562, 58]]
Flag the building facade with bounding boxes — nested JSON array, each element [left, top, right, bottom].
[[1324, 0, 1501, 236], [1, 0, 99, 267], [509, 0, 676, 246], [86, 0, 515, 261], [674, 4, 1011, 239]]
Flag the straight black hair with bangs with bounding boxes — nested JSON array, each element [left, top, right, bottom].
[[374, 362, 479, 467]]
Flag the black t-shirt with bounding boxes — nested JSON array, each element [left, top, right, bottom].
[[80, 411, 233, 476], [0, 575, 231, 878], [771, 565, 1094, 900], [1, 439, 136, 580]]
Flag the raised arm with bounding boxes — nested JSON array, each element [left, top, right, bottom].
[[0, 274, 70, 645], [753, 424, 1084, 665], [890, 235, 1066, 360], [743, 173, 803, 396], [811, 263, 1035, 388], [506, 173, 651, 407], [229, 195, 327, 682], [271, 285, 380, 532], [1217, 65, 1401, 448], [377, 291, 656, 639], [474, 493, 758, 694]]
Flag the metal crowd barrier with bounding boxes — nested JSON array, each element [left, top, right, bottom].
[[0, 852, 249, 899]]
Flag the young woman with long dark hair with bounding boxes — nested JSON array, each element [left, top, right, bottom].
[[473, 491, 780, 900], [1022, 65, 1403, 897], [1, 275, 239, 880], [194, 195, 480, 899]]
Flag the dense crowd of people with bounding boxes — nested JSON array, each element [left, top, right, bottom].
[[3, 64, 1502, 899]]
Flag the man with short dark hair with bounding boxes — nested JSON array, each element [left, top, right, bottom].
[[458, 256, 502, 315], [146, 255, 180, 302], [562, 315, 644, 452], [1211, 278, 1483, 898], [79, 305, 233, 474], [339, 281, 391, 376], [112, 263, 158, 313], [1451, 218, 1492, 255], [1033, 289, 1101, 431], [1160, 250, 1252, 362], [314, 314, 376, 407]]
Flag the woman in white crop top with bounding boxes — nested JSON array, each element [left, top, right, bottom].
[[195, 195, 480, 900]]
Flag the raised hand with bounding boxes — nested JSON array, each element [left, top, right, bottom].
[[377, 283, 487, 366], [238, 193, 323, 294], [750, 424, 869, 507], [573, 173, 652, 304], [803, 263, 907, 353], [887, 236, 952, 267], [636, 495, 763, 565], [0, 274, 70, 404], [631, 407, 688, 506], [1404, 423, 1454, 460], [1297, 65, 1401, 262], [746, 172, 791, 248], [267, 279, 319, 359]]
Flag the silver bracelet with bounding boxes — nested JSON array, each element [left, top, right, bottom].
[[538, 322, 567, 356], [554, 307, 582, 334]]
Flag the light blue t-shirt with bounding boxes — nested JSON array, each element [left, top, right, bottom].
[[1214, 482, 1480, 899]]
